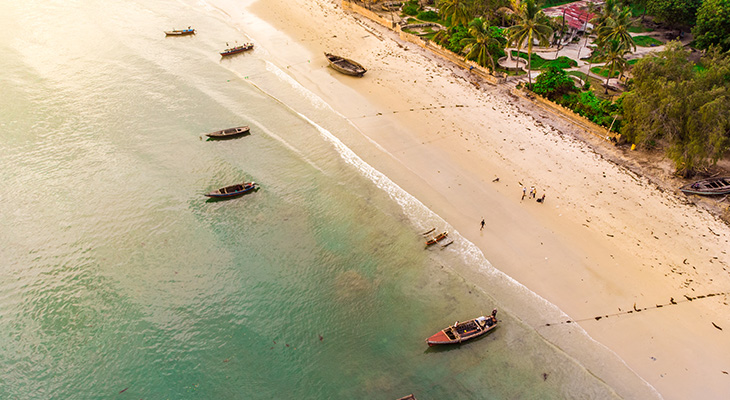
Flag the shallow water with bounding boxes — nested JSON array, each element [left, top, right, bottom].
[[0, 0, 653, 398]]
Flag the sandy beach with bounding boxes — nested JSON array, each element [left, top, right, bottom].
[[212, 0, 730, 397]]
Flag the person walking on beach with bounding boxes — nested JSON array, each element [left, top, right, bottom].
[[522, 186, 526, 200], [530, 186, 536, 199], [480, 218, 485, 230], [537, 194, 546, 203]]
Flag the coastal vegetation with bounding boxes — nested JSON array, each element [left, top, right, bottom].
[[381, 0, 730, 176], [621, 42, 730, 176]]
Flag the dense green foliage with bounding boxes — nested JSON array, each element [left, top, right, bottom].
[[447, 24, 471, 53], [647, 0, 701, 27], [402, 1, 420, 16], [460, 19, 503, 70], [417, 10, 441, 21], [621, 42, 730, 176], [532, 66, 577, 99], [561, 91, 622, 128], [692, 0, 730, 51]]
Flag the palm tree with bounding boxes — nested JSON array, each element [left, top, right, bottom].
[[460, 19, 501, 71], [598, 7, 636, 54], [505, 0, 553, 88], [577, 0, 616, 62], [602, 39, 629, 94], [438, 0, 471, 27]]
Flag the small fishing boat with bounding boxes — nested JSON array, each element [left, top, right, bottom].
[[205, 126, 250, 139], [220, 43, 254, 56], [426, 309, 498, 346], [204, 182, 257, 198], [165, 27, 195, 36], [425, 231, 448, 246], [324, 52, 367, 77], [396, 395, 416, 400], [679, 176, 730, 196]]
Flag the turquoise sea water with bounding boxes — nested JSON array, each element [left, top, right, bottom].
[[0, 0, 654, 398]]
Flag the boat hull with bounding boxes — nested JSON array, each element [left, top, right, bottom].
[[325, 53, 367, 77], [679, 176, 730, 196], [205, 182, 257, 198], [220, 44, 254, 56], [425, 231, 448, 246], [206, 126, 250, 139], [426, 311, 498, 346], [165, 29, 195, 36]]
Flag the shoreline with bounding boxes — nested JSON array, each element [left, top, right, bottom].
[[219, 0, 730, 398]]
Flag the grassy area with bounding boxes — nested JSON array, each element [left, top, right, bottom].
[[628, 25, 653, 33], [510, 51, 577, 70], [567, 71, 588, 81], [628, 59, 639, 65], [633, 35, 663, 47], [590, 66, 620, 78]]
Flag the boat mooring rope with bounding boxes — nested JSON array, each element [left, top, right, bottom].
[[350, 104, 470, 119], [541, 291, 729, 328]]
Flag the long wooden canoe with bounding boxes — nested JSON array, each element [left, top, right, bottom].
[[165, 28, 195, 36], [324, 52, 367, 76], [205, 182, 257, 198], [220, 43, 254, 56], [679, 176, 730, 196], [425, 231, 448, 246], [206, 126, 250, 139]]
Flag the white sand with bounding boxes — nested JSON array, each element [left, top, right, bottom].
[[210, 0, 730, 398]]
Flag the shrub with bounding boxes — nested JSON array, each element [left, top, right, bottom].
[[532, 66, 577, 100], [446, 24, 469, 54], [417, 10, 439, 21], [402, 2, 419, 16]]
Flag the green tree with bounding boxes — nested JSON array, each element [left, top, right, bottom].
[[647, 0, 702, 28], [532, 66, 576, 99], [506, 0, 554, 88], [621, 42, 730, 176], [598, 7, 637, 53], [461, 19, 502, 71], [692, 0, 730, 51], [602, 39, 630, 94], [438, 0, 472, 27]]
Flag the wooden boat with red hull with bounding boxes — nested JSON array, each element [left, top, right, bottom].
[[204, 182, 257, 199], [205, 126, 250, 139], [679, 176, 730, 196], [425, 231, 448, 246], [220, 43, 254, 56], [426, 309, 498, 346]]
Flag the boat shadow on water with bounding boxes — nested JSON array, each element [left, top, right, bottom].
[[422, 329, 498, 354]]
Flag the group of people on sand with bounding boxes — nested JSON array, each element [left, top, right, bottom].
[[521, 185, 545, 203], [480, 180, 547, 231]]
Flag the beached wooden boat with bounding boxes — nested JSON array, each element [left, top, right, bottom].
[[165, 28, 195, 36], [324, 52, 367, 77], [426, 309, 498, 346], [220, 43, 254, 56], [425, 231, 448, 246], [206, 126, 250, 139], [204, 182, 257, 198], [679, 176, 730, 196], [396, 395, 416, 400]]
